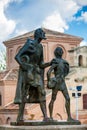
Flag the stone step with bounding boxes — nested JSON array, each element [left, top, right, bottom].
[[0, 124, 87, 130]]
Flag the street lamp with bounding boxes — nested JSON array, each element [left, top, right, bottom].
[[69, 86, 82, 120]]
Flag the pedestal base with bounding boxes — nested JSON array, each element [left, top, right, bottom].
[[0, 124, 87, 130], [11, 120, 81, 126]]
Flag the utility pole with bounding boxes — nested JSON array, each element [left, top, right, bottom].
[[69, 86, 82, 120]]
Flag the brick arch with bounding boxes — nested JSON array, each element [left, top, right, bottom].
[[52, 44, 66, 59], [9, 49, 13, 63], [78, 55, 83, 66], [0, 92, 2, 106], [6, 117, 11, 124], [16, 46, 22, 54], [0, 118, 2, 125], [83, 94, 87, 109]]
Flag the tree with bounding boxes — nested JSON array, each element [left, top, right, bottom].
[[0, 49, 6, 71]]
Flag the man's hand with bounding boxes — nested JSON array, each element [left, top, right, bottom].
[[50, 58, 56, 65], [21, 63, 27, 71]]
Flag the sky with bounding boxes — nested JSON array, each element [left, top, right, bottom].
[[0, 0, 87, 51]]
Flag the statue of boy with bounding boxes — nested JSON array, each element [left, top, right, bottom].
[[14, 28, 50, 122], [47, 47, 75, 121]]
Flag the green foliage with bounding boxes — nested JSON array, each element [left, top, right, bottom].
[[0, 49, 6, 71]]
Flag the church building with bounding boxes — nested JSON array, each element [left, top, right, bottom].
[[0, 28, 87, 124]]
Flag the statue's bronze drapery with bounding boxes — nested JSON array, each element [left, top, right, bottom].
[[14, 28, 50, 122], [14, 28, 80, 125]]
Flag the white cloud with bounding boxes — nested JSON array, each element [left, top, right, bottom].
[[42, 12, 68, 32], [0, 0, 16, 43], [73, 0, 87, 6], [80, 40, 87, 46], [42, 0, 80, 32], [15, 29, 28, 36], [53, 0, 80, 20], [0, 0, 23, 66], [1, 0, 23, 7], [76, 12, 87, 23], [81, 12, 87, 23]]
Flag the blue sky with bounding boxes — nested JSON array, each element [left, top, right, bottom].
[[0, 0, 87, 51]]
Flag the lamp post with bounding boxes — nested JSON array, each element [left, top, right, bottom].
[[69, 86, 82, 120]]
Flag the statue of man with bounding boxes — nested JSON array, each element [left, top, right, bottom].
[[47, 47, 75, 121], [14, 28, 50, 122]]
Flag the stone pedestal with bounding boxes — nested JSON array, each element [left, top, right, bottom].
[[0, 124, 87, 130], [11, 120, 81, 126]]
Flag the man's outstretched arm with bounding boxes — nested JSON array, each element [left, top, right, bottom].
[[47, 64, 56, 80]]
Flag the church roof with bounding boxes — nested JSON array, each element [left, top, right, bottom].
[[4, 28, 83, 42], [0, 69, 18, 81], [69, 45, 87, 52]]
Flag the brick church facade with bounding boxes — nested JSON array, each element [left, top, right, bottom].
[[0, 28, 87, 124]]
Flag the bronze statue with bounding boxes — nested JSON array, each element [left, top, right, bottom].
[[47, 47, 75, 121], [14, 28, 50, 122]]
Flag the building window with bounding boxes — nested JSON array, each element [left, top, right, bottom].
[[9, 49, 13, 63], [0, 94, 2, 106], [53, 45, 66, 59], [6, 117, 11, 124], [43, 45, 46, 60], [78, 55, 83, 66], [0, 118, 2, 125], [83, 94, 87, 109], [16, 46, 22, 54]]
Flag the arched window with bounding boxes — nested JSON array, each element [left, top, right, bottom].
[[0, 94, 2, 106], [16, 46, 22, 54], [9, 49, 13, 63], [78, 55, 83, 66], [0, 118, 2, 125], [43, 45, 46, 60], [83, 94, 87, 109], [6, 117, 11, 124], [53, 44, 66, 59]]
